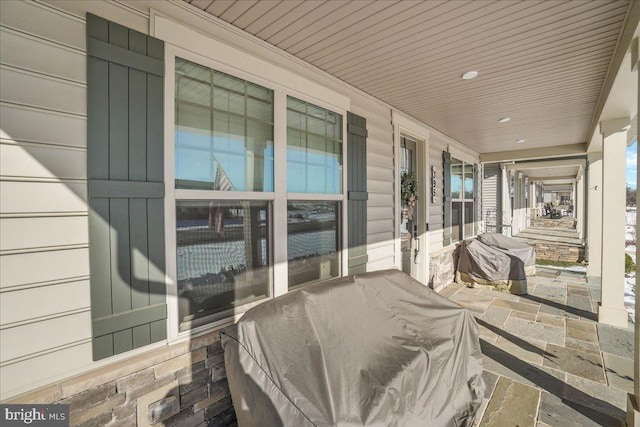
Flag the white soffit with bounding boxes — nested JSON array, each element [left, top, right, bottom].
[[184, 0, 632, 154]]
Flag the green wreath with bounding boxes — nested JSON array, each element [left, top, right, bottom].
[[401, 171, 418, 209]]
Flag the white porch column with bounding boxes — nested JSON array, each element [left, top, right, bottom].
[[530, 180, 536, 223], [501, 164, 511, 236], [628, 36, 640, 427], [587, 152, 603, 278], [577, 173, 585, 240], [600, 117, 630, 328], [572, 179, 577, 216]]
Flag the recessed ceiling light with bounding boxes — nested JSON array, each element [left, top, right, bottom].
[[461, 70, 479, 80], [498, 117, 511, 123], [516, 139, 525, 143]]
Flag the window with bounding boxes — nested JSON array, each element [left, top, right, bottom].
[[449, 157, 476, 242], [173, 58, 345, 329], [176, 201, 270, 329], [286, 97, 343, 289], [175, 58, 274, 329], [175, 58, 274, 191], [287, 201, 340, 288], [287, 97, 343, 194]]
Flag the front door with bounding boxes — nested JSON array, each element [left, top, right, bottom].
[[400, 137, 419, 278]]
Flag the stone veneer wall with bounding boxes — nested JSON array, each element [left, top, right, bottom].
[[531, 218, 576, 229], [534, 243, 585, 263], [6, 330, 235, 427], [429, 244, 461, 292]]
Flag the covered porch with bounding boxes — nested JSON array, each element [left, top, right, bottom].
[[1, 0, 640, 425], [442, 267, 634, 426]]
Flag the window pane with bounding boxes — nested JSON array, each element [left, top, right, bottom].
[[464, 201, 474, 237], [288, 201, 340, 289], [452, 201, 462, 242], [464, 165, 474, 199], [175, 58, 274, 191], [176, 200, 270, 327], [287, 97, 342, 194], [451, 159, 462, 199]]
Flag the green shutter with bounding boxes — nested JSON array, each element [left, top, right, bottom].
[[443, 152, 452, 246], [347, 112, 368, 275], [87, 13, 166, 360]]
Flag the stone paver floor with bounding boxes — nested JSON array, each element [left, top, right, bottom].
[[440, 267, 635, 427]]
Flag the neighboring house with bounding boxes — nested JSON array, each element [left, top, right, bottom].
[[0, 1, 485, 424]]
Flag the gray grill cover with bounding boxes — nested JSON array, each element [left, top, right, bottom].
[[221, 269, 485, 426], [456, 233, 535, 294], [478, 233, 536, 271]]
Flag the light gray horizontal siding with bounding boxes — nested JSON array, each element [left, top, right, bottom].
[[0, 279, 90, 326], [0, 66, 86, 115], [1, 311, 91, 362], [1, 142, 86, 180], [0, 103, 87, 148], [0, 0, 86, 51], [351, 100, 395, 271], [0, 248, 90, 290], [0, 0, 93, 399], [483, 163, 502, 233], [0, 27, 86, 83], [0, 216, 88, 253], [0, 342, 92, 401], [0, 181, 87, 214], [429, 140, 445, 251]]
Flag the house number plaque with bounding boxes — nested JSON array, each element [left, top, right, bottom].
[[431, 166, 437, 203]]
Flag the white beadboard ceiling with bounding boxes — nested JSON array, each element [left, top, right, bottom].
[[184, 0, 632, 155]]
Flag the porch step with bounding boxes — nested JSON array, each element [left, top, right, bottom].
[[513, 227, 585, 262], [514, 228, 582, 247]]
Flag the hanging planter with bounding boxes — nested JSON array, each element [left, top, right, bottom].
[[401, 171, 418, 219]]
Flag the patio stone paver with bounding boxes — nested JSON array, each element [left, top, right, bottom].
[[537, 392, 622, 427], [597, 323, 635, 359], [477, 322, 500, 344], [491, 298, 540, 315], [542, 344, 606, 384], [439, 266, 632, 426], [494, 336, 546, 365], [481, 306, 511, 328], [567, 284, 590, 296], [536, 313, 565, 328], [565, 337, 600, 355], [511, 311, 537, 321], [450, 291, 495, 313], [531, 283, 567, 301], [564, 374, 627, 418], [537, 303, 579, 318], [482, 370, 499, 399], [565, 319, 598, 344], [473, 399, 490, 427], [481, 343, 567, 391], [566, 294, 594, 313], [478, 288, 521, 301], [566, 318, 597, 333], [479, 377, 539, 427], [603, 352, 635, 394], [438, 282, 463, 298], [586, 285, 601, 302], [533, 270, 560, 279], [503, 317, 564, 346]]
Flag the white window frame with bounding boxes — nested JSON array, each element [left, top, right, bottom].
[[450, 159, 476, 242], [159, 17, 350, 341]]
